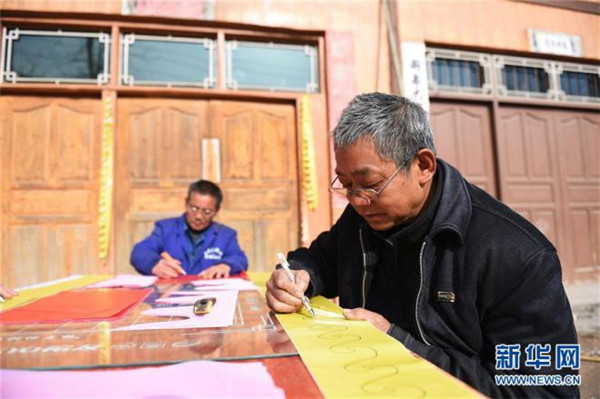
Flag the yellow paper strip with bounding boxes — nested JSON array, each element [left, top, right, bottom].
[[98, 97, 114, 259], [0, 275, 110, 312], [277, 296, 482, 398], [300, 95, 319, 211]]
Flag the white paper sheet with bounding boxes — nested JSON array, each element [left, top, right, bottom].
[[113, 291, 238, 331], [86, 274, 158, 288]]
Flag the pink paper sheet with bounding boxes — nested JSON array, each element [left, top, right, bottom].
[[1, 360, 284, 398]]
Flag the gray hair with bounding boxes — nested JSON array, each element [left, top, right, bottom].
[[332, 93, 436, 169]]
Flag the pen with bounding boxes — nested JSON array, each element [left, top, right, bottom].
[[161, 251, 187, 275], [277, 252, 315, 318]]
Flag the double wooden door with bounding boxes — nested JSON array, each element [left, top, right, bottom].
[[1, 96, 299, 286], [496, 107, 600, 283], [431, 101, 600, 283], [114, 99, 299, 274]]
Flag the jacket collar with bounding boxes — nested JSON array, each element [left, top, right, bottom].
[[178, 214, 219, 236], [429, 158, 471, 245]]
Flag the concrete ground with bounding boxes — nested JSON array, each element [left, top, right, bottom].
[[565, 282, 600, 399]]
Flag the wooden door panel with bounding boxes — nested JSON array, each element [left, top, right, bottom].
[[164, 107, 204, 180], [54, 105, 95, 182], [115, 99, 208, 273], [1, 97, 101, 286], [129, 107, 160, 180], [224, 219, 258, 269], [258, 113, 290, 180], [220, 110, 254, 180], [9, 225, 44, 286], [430, 102, 497, 196], [11, 105, 50, 182], [497, 108, 565, 260], [259, 218, 296, 267], [212, 101, 299, 272], [554, 111, 600, 281]]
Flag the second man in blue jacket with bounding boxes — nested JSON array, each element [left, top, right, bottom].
[[130, 180, 248, 279]]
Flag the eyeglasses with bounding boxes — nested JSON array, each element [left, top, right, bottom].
[[186, 204, 216, 216], [328, 160, 408, 205]]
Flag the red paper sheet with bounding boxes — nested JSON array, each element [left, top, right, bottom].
[[0, 288, 152, 324]]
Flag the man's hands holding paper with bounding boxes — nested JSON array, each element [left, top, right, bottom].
[[266, 268, 311, 313], [266, 268, 391, 332]]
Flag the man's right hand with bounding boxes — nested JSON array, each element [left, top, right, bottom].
[[151, 258, 185, 279], [265, 268, 310, 313]]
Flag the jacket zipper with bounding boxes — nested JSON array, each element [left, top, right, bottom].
[[415, 240, 431, 345], [359, 227, 368, 308]]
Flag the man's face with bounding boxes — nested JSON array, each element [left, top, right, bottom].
[[334, 137, 428, 231], [185, 192, 218, 231]]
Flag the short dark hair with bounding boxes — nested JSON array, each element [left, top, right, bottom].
[[187, 180, 223, 209]]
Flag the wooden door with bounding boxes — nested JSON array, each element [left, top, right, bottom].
[[115, 99, 299, 273], [114, 99, 209, 273], [496, 107, 566, 261], [553, 110, 600, 282], [430, 102, 497, 197], [0, 96, 102, 286], [211, 101, 299, 271]]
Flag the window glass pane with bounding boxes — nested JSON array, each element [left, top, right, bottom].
[[516, 67, 526, 91], [449, 60, 457, 86], [227, 41, 319, 92], [3, 29, 109, 84], [122, 35, 215, 87], [431, 58, 483, 89], [502, 66, 515, 90], [459, 61, 470, 87], [579, 73, 588, 96], [501, 65, 548, 94], [569, 73, 578, 94], [560, 71, 599, 98]]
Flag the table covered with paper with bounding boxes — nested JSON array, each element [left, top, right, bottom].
[[0, 273, 481, 398]]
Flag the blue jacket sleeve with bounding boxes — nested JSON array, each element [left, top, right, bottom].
[[219, 231, 248, 274], [130, 222, 165, 275]]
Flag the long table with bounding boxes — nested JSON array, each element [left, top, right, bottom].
[[0, 275, 322, 397], [1, 274, 481, 398]]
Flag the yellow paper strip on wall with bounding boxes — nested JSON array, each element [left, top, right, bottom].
[[98, 97, 114, 259], [277, 296, 483, 398], [300, 95, 319, 211], [0, 275, 110, 312]]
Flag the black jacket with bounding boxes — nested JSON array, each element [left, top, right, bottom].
[[288, 159, 578, 398]]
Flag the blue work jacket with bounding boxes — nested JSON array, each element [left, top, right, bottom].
[[130, 215, 248, 275]]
